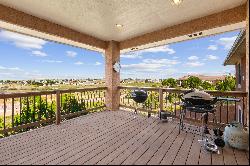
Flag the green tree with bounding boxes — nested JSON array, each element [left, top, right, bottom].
[[216, 75, 236, 91], [14, 96, 56, 126], [201, 81, 215, 90], [32, 81, 43, 86], [143, 92, 159, 109], [162, 78, 177, 88], [61, 94, 86, 114], [0, 117, 3, 129], [181, 80, 189, 89], [186, 76, 202, 89]]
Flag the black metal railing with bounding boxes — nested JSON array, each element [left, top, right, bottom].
[[0, 87, 106, 137], [119, 86, 248, 126]]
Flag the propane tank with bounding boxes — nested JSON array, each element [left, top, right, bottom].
[[224, 122, 249, 151]]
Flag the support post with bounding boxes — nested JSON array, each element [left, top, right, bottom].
[[159, 88, 163, 111], [105, 41, 120, 111], [56, 90, 61, 125], [245, 0, 249, 127]]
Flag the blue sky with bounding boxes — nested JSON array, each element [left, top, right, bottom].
[[0, 28, 240, 80]]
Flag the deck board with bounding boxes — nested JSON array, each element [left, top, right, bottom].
[[160, 132, 187, 165], [185, 134, 202, 165], [172, 133, 194, 165], [0, 110, 248, 165], [211, 149, 224, 165]]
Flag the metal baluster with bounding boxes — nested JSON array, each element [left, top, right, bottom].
[[174, 93, 177, 116], [50, 94, 52, 118], [81, 92, 83, 105], [61, 93, 63, 115], [234, 99, 237, 122], [20, 97, 22, 125], [226, 96, 229, 124], [45, 95, 48, 117], [242, 97, 245, 125], [3, 98, 6, 130], [69, 93, 72, 114], [166, 92, 168, 112], [26, 97, 29, 124], [12, 98, 14, 128], [87, 92, 89, 109], [33, 96, 36, 122], [219, 101, 222, 124], [39, 95, 42, 120]]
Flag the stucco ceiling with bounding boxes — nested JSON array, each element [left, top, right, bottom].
[[0, 0, 247, 42]]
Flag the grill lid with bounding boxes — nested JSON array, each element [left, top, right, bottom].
[[183, 89, 214, 106], [131, 89, 148, 103]]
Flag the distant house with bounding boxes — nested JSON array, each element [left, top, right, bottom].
[[224, 30, 246, 91], [178, 74, 226, 85]]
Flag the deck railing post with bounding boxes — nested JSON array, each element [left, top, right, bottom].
[[159, 88, 163, 112], [56, 90, 61, 125]]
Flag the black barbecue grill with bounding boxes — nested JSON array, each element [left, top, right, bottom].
[[131, 89, 148, 103], [179, 89, 240, 153], [131, 89, 149, 116]]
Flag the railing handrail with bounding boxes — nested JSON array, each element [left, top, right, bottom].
[[0, 87, 107, 99], [118, 86, 159, 91], [118, 86, 248, 97]]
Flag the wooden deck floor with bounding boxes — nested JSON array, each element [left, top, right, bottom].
[[0, 110, 249, 165]]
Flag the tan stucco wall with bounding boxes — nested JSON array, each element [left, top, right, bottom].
[[245, 0, 249, 126]]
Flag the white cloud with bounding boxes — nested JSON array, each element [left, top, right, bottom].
[[95, 62, 102, 65], [140, 45, 176, 54], [120, 45, 175, 59], [217, 36, 237, 50], [185, 61, 204, 67], [42, 60, 63, 63], [208, 45, 218, 51], [0, 30, 47, 50], [142, 59, 180, 66], [207, 55, 218, 60], [0, 65, 26, 79], [66, 51, 77, 58], [188, 56, 199, 61], [74, 61, 84, 65], [0, 65, 23, 72], [122, 63, 163, 72], [121, 58, 180, 72], [31, 50, 47, 57], [121, 53, 142, 59]]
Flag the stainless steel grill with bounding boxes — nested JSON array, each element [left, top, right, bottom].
[[179, 89, 240, 153]]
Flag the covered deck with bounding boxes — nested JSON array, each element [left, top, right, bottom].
[[0, 0, 249, 165], [0, 110, 249, 165]]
